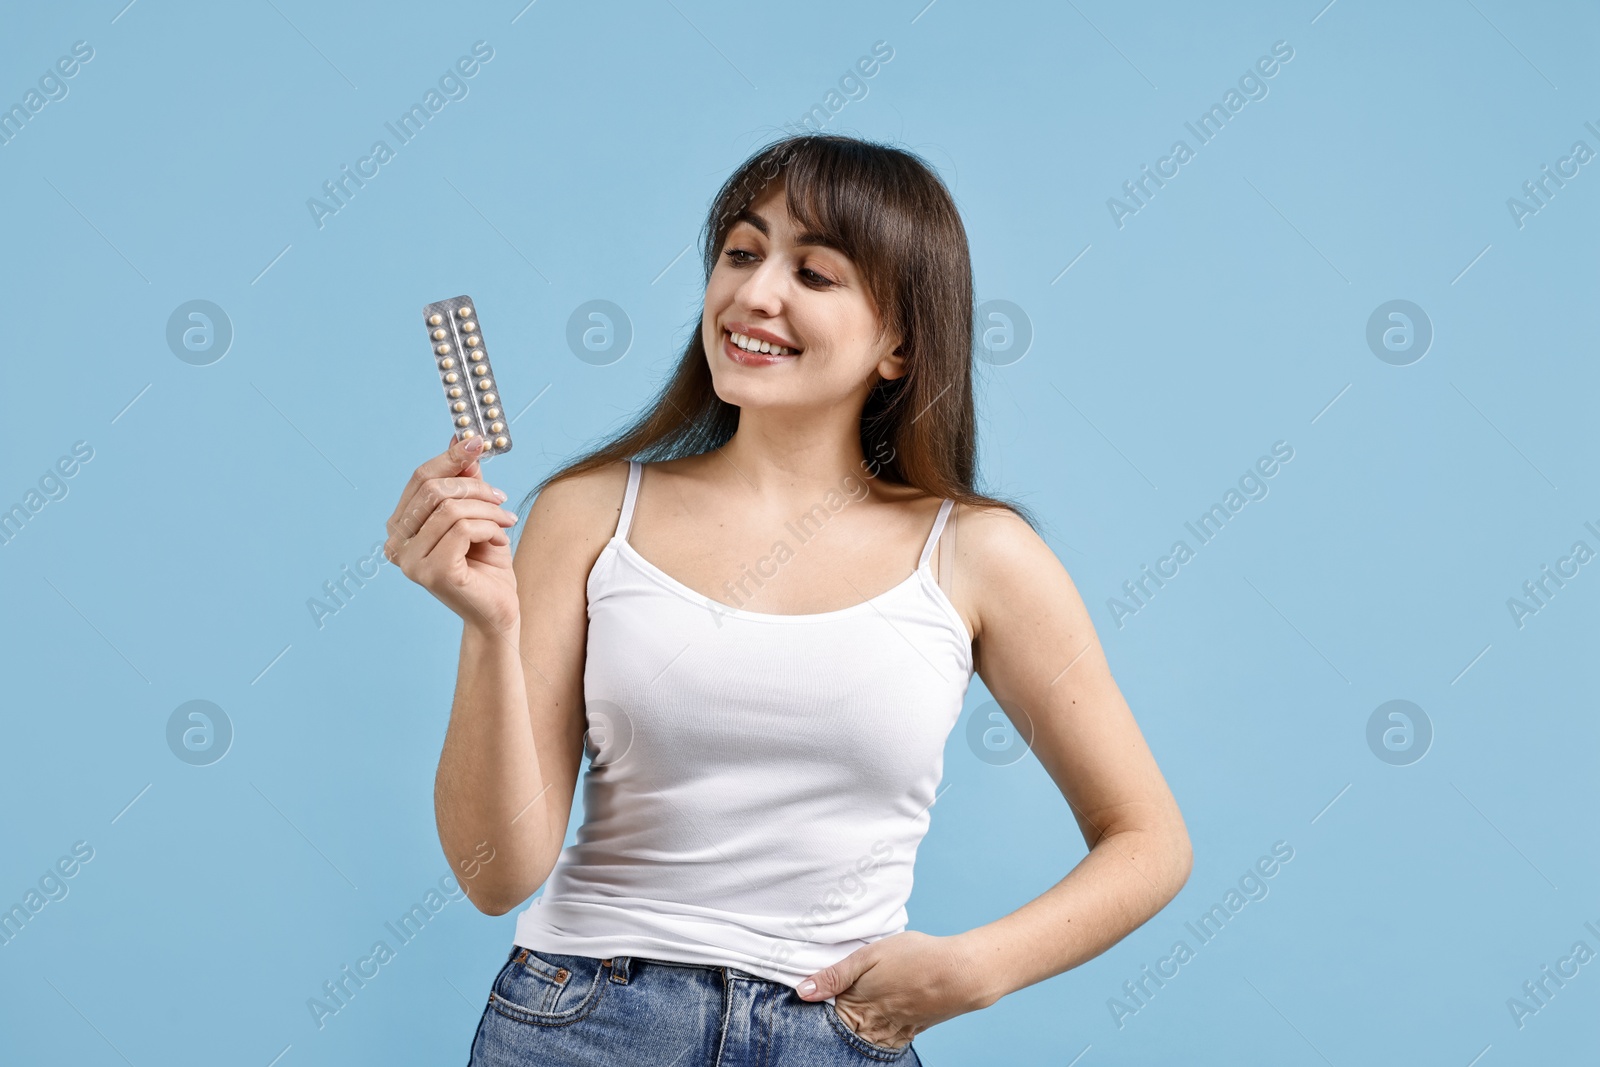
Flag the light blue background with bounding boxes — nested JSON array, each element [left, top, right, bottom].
[[2, 1, 1596, 1063]]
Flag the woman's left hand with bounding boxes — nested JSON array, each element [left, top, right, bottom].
[[795, 930, 993, 1050]]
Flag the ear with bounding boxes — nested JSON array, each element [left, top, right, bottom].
[[877, 334, 908, 382]]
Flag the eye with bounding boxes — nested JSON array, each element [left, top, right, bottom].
[[722, 247, 836, 288]]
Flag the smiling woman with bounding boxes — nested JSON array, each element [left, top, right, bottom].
[[384, 132, 1193, 1065]]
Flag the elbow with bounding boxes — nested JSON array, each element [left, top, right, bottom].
[[1161, 823, 1194, 900], [1158, 819, 1196, 895], [1171, 833, 1194, 893], [1101, 813, 1193, 896], [1116, 818, 1191, 903], [441, 835, 556, 917], [1148, 796, 1194, 894], [462, 869, 544, 917], [466, 884, 527, 917], [472, 896, 518, 918]]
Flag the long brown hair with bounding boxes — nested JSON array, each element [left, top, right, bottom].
[[515, 132, 1037, 530]]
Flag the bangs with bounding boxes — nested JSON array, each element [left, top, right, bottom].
[[709, 136, 911, 340], [780, 145, 881, 267]]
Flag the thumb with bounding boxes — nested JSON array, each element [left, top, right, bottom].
[[797, 955, 864, 1000]]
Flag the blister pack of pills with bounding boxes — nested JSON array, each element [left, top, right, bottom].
[[421, 294, 512, 459]]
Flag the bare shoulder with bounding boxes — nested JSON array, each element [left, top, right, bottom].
[[944, 502, 1074, 644], [512, 459, 631, 584]]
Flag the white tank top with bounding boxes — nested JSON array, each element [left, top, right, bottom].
[[512, 459, 975, 997]]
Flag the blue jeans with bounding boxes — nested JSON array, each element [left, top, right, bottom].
[[468, 945, 924, 1066]]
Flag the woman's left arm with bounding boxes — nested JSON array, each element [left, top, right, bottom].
[[942, 503, 1195, 1007], [799, 504, 1193, 1042]]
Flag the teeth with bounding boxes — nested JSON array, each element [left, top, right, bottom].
[[729, 330, 795, 356]]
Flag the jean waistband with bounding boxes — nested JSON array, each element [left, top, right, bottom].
[[602, 954, 770, 984]]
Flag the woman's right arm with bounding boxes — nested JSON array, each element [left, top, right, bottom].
[[386, 436, 623, 914]]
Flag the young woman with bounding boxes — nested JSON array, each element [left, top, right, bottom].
[[385, 133, 1192, 1064]]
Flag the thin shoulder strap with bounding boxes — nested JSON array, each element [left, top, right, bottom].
[[938, 501, 957, 589], [616, 460, 642, 542], [917, 498, 956, 570]]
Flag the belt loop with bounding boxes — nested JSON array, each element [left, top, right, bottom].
[[610, 955, 632, 983]]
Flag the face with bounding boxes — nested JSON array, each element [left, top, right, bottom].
[[702, 182, 904, 411]]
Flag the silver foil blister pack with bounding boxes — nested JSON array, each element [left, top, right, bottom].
[[421, 294, 512, 459]]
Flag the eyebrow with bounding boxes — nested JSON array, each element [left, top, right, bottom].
[[730, 207, 848, 257]]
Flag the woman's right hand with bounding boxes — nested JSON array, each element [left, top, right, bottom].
[[385, 434, 522, 631]]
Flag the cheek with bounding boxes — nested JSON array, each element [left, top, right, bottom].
[[701, 284, 729, 330], [703, 268, 740, 311], [809, 308, 879, 358]]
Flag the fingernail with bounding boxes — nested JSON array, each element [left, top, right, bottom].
[[798, 979, 815, 997], [464, 436, 483, 454], [491, 488, 507, 501]]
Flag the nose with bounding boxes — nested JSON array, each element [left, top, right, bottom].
[[733, 253, 787, 317]]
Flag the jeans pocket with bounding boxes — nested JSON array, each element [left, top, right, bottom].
[[489, 947, 609, 1027], [823, 999, 915, 1060]]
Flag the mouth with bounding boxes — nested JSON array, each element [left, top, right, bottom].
[[721, 326, 801, 366]]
